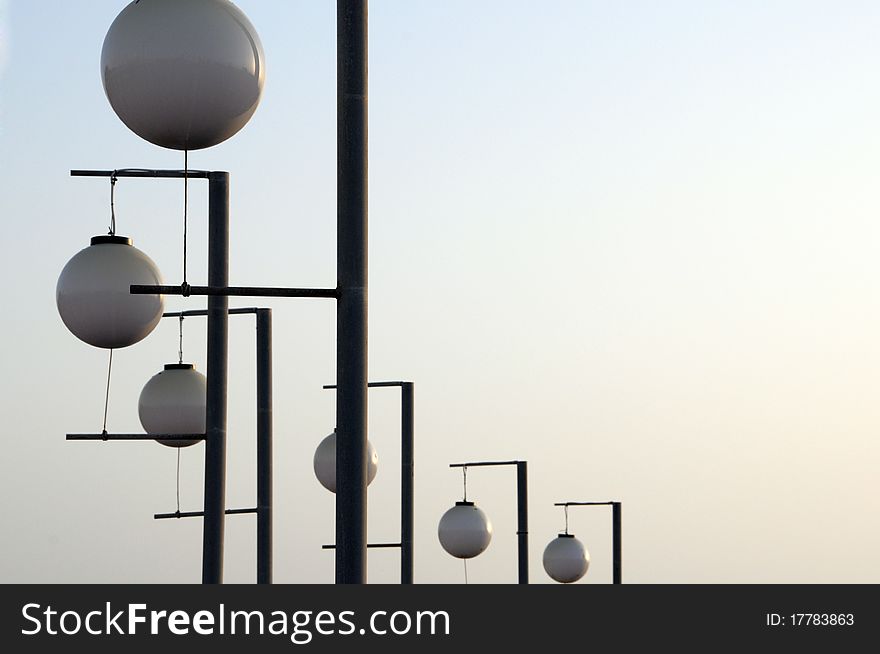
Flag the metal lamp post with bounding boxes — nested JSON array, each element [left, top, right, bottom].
[[64, 0, 371, 584], [552, 501, 622, 584], [151, 307, 274, 585], [135, 0, 370, 585], [66, 168, 235, 584], [447, 460, 529, 584], [321, 381, 415, 584]]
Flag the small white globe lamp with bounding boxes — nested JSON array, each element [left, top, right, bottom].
[[543, 534, 590, 583], [313, 430, 379, 493], [56, 235, 164, 349], [138, 363, 207, 448], [101, 0, 265, 150], [438, 501, 493, 559]]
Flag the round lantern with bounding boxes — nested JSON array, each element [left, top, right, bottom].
[[438, 501, 493, 559], [56, 235, 164, 349], [101, 0, 266, 150], [313, 430, 379, 493], [543, 534, 590, 583], [138, 363, 207, 448]]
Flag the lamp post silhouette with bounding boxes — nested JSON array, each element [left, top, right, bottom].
[[151, 308, 273, 584], [321, 381, 415, 583], [443, 460, 529, 584], [548, 501, 622, 584], [62, 0, 371, 584]]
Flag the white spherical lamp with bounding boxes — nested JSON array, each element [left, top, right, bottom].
[[438, 502, 493, 559], [56, 236, 164, 349], [101, 0, 266, 150], [543, 534, 590, 583], [138, 363, 207, 448], [313, 430, 379, 493]]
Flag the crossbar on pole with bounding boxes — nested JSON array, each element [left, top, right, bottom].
[[66, 434, 205, 441], [155, 507, 258, 520], [133, 285, 338, 299]]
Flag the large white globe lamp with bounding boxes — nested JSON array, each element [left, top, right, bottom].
[[313, 430, 379, 493], [139, 363, 207, 448], [438, 502, 493, 559], [56, 236, 164, 349], [543, 534, 590, 583], [101, 0, 266, 150]]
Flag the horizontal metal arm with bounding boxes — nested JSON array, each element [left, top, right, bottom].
[[321, 543, 402, 550], [132, 284, 338, 299], [164, 308, 264, 318], [67, 434, 206, 442], [71, 169, 212, 179], [554, 501, 619, 506], [450, 460, 521, 468], [323, 381, 409, 389], [154, 507, 258, 520]]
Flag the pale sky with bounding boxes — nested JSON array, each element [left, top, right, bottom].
[[1, 0, 880, 583]]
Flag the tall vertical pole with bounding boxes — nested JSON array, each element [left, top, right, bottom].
[[256, 309, 273, 584], [336, 0, 369, 584], [400, 382, 414, 584], [612, 502, 622, 585], [202, 171, 230, 584], [516, 461, 529, 584]]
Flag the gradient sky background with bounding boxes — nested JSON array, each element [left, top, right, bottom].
[[2, 0, 880, 583]]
